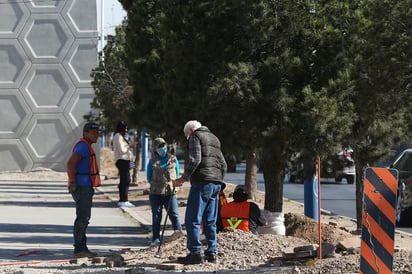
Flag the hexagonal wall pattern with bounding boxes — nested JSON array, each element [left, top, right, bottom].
[[0, 140, 33, 172], [0, 90, 31, 139], [64, 39, 98, 87], [64, 88, 95, 131], [0, 1, 29, 38], [25, 0, 65, 14], [62, 0, 97, 37], [0, 39, 31, 88], [0, 0, 98, 172], [21, 64, 75, 113], [22, 114, 76, 163], [19, 14, 74, 63]]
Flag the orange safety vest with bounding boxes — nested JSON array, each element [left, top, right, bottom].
[[68, 138, 101, 189], [221, 201, 250, 232]]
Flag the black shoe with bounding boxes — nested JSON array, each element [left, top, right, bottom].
[[204, 253, 217, 263], [177, 253, 203, 265]]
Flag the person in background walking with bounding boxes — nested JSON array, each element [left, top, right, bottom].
[[146, 137, 183, 245], [221, 185, 267, 234], [67, 122, 101, 258], [113, 121, 135, 208], [174, 120, 227, 264]]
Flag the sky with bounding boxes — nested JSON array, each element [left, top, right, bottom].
[[96, 0, 127, 50]]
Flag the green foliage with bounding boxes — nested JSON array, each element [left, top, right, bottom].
[[116, 0, 412, 215], [346, 0, 412, 163], [91, 23, 134, 132], [118, 0, 166, 137]]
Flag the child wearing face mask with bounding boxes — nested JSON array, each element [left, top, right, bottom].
[[146, 137, 183, 245]]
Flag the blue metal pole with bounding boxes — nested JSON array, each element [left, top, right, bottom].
[[140, 128, 148, 171], [100, 133, 105, 148], [304, 168, 319, 221]]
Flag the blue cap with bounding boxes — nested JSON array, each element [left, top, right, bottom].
[[83, 122, 99, 132]]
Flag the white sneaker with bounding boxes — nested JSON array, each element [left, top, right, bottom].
[[121, 201, 135, 208]]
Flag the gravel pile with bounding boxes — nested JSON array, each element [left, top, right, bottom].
[[5, 223, 410, 273]]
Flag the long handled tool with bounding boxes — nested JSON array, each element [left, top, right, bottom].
[[155, 185, 176, 258]]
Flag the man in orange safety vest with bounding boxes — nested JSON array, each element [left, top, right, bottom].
[[221, 185, 267, 234]]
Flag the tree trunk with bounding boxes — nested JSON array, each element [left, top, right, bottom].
[[355, 159, 366, 229], [353, 147, 370, 229], [262, 148, 285, 212], [245, 150, 258, 201]]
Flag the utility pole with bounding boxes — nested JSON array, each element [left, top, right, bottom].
[[100, 0, 105, 59]]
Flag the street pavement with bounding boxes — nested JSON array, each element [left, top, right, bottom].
[[0, 179, 151, 265]]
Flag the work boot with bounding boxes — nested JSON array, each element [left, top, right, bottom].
[[204, 253, 217, 263], [177, 253, 203, 265]]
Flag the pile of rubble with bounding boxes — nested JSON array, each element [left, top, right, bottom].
[[114, 213, 362, 273]]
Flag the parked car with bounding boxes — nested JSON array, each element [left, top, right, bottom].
[[334, 149, 356, 184], [288, 148, 355, 184], [390, 149, 412, 227]]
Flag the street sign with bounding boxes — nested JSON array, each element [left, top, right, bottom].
[[360, 167, 398, 274]]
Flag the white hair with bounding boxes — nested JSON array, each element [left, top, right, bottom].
[[183, 120, 202, 133]]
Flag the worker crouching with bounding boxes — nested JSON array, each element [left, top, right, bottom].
[[221, 185, 267, 234]]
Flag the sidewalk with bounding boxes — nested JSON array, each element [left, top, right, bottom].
[[98, 172, 188, 239], [0, 179, 151, 264]]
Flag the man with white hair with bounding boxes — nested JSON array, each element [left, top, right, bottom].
[[174, 120, 227, 264]]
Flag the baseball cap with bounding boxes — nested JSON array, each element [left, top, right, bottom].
[[83, 122, 99, 132], [234, 185, 248, 195], [153, 137, 166, 148]]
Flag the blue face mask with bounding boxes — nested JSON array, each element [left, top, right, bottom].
[[157, 147, 167, 157]]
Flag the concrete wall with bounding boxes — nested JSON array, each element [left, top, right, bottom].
[[0, 0, 98, 172]]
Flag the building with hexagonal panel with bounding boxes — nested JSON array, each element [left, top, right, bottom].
[[0, 0, 98, 172]]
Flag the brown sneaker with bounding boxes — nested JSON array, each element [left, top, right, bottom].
[[74, 250, 98, 258], [167, 230, 184, 242]]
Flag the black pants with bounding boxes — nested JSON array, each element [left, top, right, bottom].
[[116, 159, 131, 202]]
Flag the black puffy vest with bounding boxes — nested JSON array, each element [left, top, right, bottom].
[[190, 127, 224, 183]]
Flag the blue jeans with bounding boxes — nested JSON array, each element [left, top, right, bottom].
[[149, 193, 182, 242], [185, 182, 221, 255], [71, 186, 94, 253]]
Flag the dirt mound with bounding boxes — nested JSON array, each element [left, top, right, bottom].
[[285, 212, 354, 244]]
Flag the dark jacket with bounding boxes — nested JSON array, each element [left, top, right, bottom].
[[190, 127, 226, 183]]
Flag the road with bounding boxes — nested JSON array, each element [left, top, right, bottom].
[[224, 162, 412, 235]]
